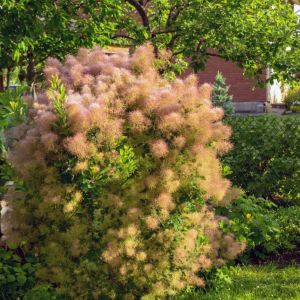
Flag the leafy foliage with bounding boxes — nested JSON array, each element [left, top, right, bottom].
[[47, 75, 69, 136], [1, 0, 300, 88], [223, 115, 300, 204], [2, 45, 245, 299], [116, 0, 300, 83], [0, 86, 28, 129], [23, 285, 66, 300], [0, 87, 28, 197], [212, 72, 234, 117], [0, 0, 121, 86], [284, 87, 300, 109], [0, 246, 37, 300], [218, 196, 300, 258]]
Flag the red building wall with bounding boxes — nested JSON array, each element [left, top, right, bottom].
[[193, 56, 267, 103], [106, 47, 267, 104]]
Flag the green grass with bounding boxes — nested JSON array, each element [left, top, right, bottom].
[[176, 264, 300, 300]]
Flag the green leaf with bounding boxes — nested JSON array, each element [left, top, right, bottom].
[[17, 274, 27, 285], [6, 274, 16, 282]]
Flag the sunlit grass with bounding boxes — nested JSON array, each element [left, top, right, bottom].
[[176, 264, 300, 300]]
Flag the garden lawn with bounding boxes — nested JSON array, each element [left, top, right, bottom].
[[176, 264, 300, 300]]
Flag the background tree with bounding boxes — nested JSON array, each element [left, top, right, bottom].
[[0, 0, 120, 90], [212, 72, 235, 117], [114, 0, 300, 83], [1, 0, 300, 90]]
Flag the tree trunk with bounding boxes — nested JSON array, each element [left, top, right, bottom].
[[26, 49, 35, 86], [0, 69, 4, 92]]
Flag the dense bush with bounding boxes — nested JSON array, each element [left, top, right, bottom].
[[275, 206, 300, 251], [0, 87, 28, 197], [0, 246, 37, 300], [0, 87, 28, 157], [217, 195, 300, 257], [223, 115, 300, 204], [284, 87, 300, 109], [23, 285, 63, 300], [212, 72, 234, 117], [1, 45, 245, 299]]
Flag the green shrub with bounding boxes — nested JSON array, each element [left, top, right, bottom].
[[284, 87, 300, 109], [0, 246, 37, 300], [290, 105, 300, 113], [0, 86, 28, 157], [23, 285, 65, 300], [275, 206, 300, 250], [223, 115, 300, 204], [0, 87, 28, 197], [1, 45, 245, 299], [0, 87, 28, 129], [217, 195, 300, 258]]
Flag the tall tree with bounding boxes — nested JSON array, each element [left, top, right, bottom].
[[0, 0, 120, 89], [1, 0, 299, 89], [113, 0, 300, 83]]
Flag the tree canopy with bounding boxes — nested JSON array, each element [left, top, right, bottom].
[[0, 0, 119, 88], [115, 0, 300, 83], [1, 0, 299, 89]]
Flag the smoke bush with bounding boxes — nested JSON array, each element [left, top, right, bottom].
[[2, 45, 245, 299]]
